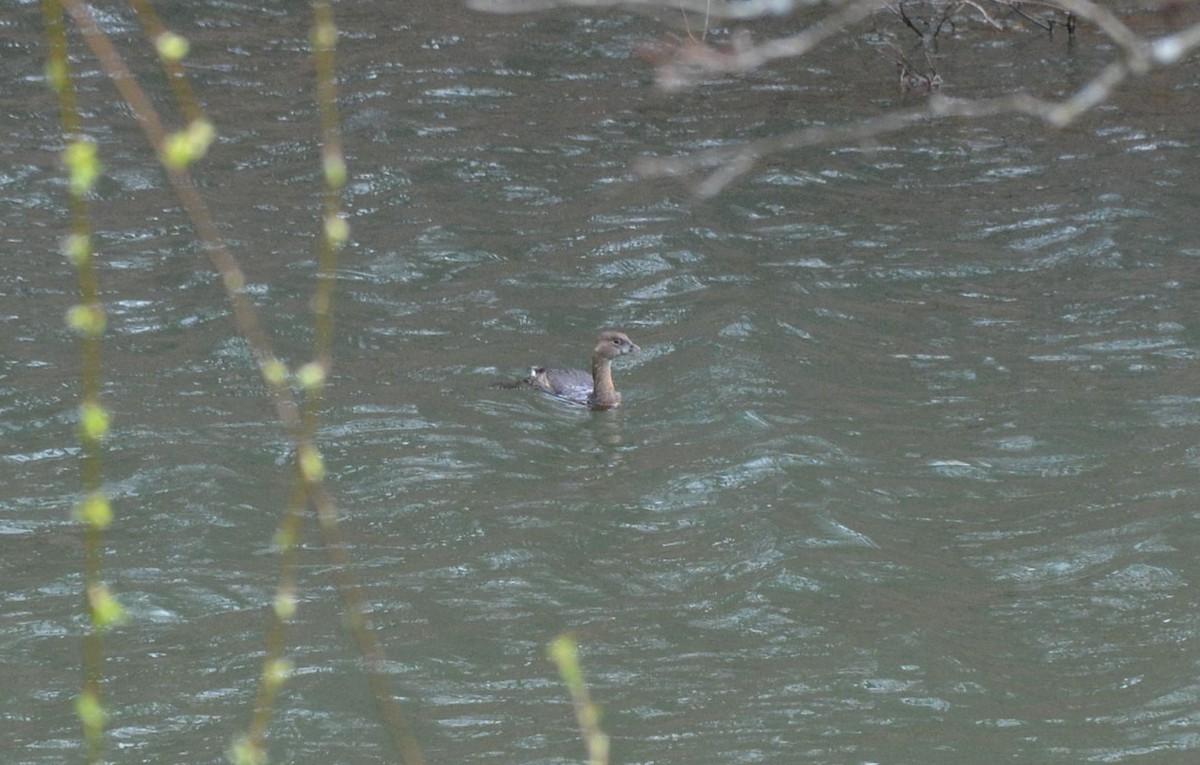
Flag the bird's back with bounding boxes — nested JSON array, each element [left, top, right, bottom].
[[526, 366, 593, 405]]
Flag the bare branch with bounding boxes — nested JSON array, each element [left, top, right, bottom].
[[635, 107, 932, 194], [1152, 22, 1200, 65], [876, 38, 942, 92], [474, 0, 1200, 196], [895, 2, 928, 38], [1001, 0, 1055, 33], [962, 1, 1003, 29], [1033, 0, 1146, 56], [647, 0, 879, 91], [469, 0, 803, 19], [633, 0, 1156, 94], [637, 11, 1200, 198]]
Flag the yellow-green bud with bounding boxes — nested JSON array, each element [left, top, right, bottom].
[[260, 357, 288, 388], [155, 31, 190, 63], [78, 401, 111, 441], [64, 140, 102, 197], [273, 590, 297, 621], [272, 523, 297, 553], [161, 120, 214, 170], [322, 152, 347, 189], [228, 736, 267, 765], [88, 584, 127, 629], [310, 21, 337, 51], [75, 691, 106, 730], [263, 658, 292, 689], [186, 119, 216, 161], [548, 634, 583, 688], [62, 233, 91, 267], [161, 130, 193, 170], [45, 59, 69, 93], [297, 445, 325, 483], [66, 303, 106, 336], [295, 361, 326, 391], [324, 215, 349, 247], [74, 492, 113, 530]]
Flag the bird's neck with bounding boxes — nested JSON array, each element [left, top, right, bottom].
[[591, 356, 618, 408]]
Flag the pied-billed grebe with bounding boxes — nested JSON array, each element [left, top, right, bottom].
[[497, 330, 640, 410]]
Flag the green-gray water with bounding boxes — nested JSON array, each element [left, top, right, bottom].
[[4, 2, 1200, 763]]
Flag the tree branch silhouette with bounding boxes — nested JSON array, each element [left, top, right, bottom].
[[474, 0, 1200, 196]]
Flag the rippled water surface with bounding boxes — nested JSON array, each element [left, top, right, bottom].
[[5, 1, 1200, 763]]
